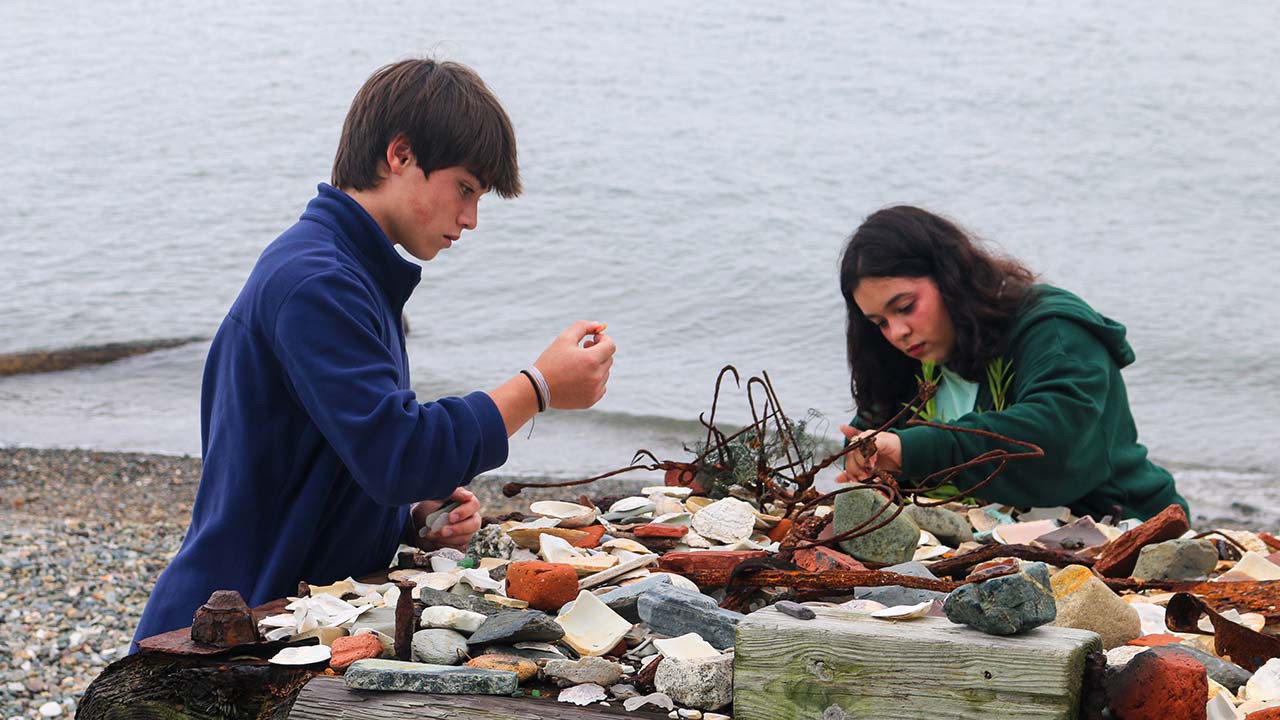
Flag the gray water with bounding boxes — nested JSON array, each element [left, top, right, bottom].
[[2, 1, 1278, 527]]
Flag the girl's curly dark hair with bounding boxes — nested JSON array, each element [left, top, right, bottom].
[[839, 206, 1037, 426]]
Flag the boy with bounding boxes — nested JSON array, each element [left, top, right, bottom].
[[133, 59, 615, 644]]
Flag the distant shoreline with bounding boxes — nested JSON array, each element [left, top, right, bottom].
[[0, 337, 207, 377]]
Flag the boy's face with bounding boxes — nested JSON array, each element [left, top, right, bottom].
[[384, 159, 487, 262]]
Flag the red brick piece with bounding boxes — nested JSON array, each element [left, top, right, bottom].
[[329, 633, 384, 670], [1246, 708, 1280, 720], [659, 550, 768, 574], [1106, 648, 1207, 720], [571, 525, 607, 549], [793, 546, 868, 572], [1127, 634, 1183, 648], [505, 561, 579, 612], [634, 524, 688, 538], [1094, 504, 1191, 578]]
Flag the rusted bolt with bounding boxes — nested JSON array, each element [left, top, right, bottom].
[[191, 590, 259, 648]]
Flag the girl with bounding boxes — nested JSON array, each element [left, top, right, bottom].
[[836, 205, 1186, 521]]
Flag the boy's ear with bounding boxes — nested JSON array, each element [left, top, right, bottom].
[[385, 134, 414, 176]]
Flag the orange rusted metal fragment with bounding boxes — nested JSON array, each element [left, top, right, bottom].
[[678, 568, 959, 593], [1103, 579, 1280, 622], [1166, 592, 1280, 672]]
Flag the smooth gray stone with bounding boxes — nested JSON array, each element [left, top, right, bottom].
[[1152, 645, 1252, 692], [467, 610, 565, 646], [344, 659, 518, 695], [594, 575, 673, 622], [543, 657, 624, 688], [855, 561, 948, 607], [943, 562, 1056, 636], [636, 583, 743, 650], [1132, 539, 1218, 581], [833, 489, 920, 565], [417, 587, 502, 616], [904, 504, 973, 547], [411, 628, 468, 665], [773, 600, 815, 620]]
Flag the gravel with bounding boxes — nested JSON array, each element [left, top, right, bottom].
[[0, 445, 649, 718]]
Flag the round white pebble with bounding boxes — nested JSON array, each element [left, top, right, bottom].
[[38, 702, 63, 718]]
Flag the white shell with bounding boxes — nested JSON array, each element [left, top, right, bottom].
[[653, 633, 720, 660], [268, 645, 332, 665], [556, 589, 632, 656], [539, 533, 584, 564], [557, 682, 608, 706], [913, 545, 951, 562], [870, 601, 934, 620], [530, 501, 599, 528], [642, 486, 693, 498]]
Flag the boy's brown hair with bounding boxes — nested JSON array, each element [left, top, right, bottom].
[[332, 59, 521, 197]]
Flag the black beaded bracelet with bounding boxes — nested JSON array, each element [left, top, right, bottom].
[[519, 369, 546, 412]]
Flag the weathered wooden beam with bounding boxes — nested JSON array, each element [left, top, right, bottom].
[[78, 652, 315, 720], [734, 605, 1102, 720], [287, 676, 670, 719]]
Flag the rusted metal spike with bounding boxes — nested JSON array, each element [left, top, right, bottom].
[[394, 581, 415, 662]]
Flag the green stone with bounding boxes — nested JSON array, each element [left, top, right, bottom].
[[832, 489, 920, 565], [344, 659, 518, 695], [457, 557, 478, 569]]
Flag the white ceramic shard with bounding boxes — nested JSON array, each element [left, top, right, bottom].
[[430, 556, 459, 573], [556, 589, 633, 657], [691, 497, 757, 544], [558, 682, 608, 706], [419, 606, 487, 633], [652, 633, 720, 660], [1220, 552, 1280, 581], [564, 554, 619, 577], [268, 645, 331, 666], [1206, 691, 1244, 720], [870, 601, 933, 620], [650, 512, 693, 527], [813, 505, 833, 518], [411, 572, 459, 592], [347, 578, 394, 596], [602, 538, 650, 554], [1243, 658, 1280, 702], [507, 516, 563, 530], [913, 545, 951, 562], [649, 572, 701, 594], [530, 501, 599, 528], [539, 533, 584, 564], [650, 495, 688, 517], [457, 568, 504, 593], [263, 626, 294, 641], [608, 496, 655, 515], [259, 613, 297, 629], [642, 486, 693, 498], [307, 579, 355, 598]]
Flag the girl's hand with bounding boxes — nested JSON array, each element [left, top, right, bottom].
[[835, 425, 903, 482], [411, 487, 482, 551]]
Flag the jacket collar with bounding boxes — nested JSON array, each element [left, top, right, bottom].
[[301, 183, 422, 309]]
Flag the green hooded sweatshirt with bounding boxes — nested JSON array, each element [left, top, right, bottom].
[[879, 284, 1187, 521]]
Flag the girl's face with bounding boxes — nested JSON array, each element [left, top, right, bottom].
[[852, 276, 957, 364]]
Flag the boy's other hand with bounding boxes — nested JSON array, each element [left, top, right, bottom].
[[533, 320, 615, 410], [411, 487, 482, 551]]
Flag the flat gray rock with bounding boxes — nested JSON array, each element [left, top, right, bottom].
[[594, 575, 673, 622], [833, 489, 920, 565], [543, 657, 624, 688], [344, 659, 518, 695], [637, 583, 742, 650], [855, 561, 948, 607], [417, 587, 503, 616], [468, 610, 565, 646]]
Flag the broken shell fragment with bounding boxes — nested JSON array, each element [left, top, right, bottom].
[[530, 501, 599, 528], [268, 644, 332, 666], [870, 601, 934, 620]]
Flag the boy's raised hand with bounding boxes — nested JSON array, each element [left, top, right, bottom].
[[533, 320, 614, 409]]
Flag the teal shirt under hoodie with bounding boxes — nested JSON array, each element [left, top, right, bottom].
[[864, 284, 1187, 522]]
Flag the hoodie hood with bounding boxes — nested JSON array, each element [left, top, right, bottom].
[[1007, 285, 1135, 368]]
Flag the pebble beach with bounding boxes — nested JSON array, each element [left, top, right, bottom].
[[0, 446, 648, 719]]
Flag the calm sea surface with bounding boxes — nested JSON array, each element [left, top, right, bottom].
[[2, 1, 1278, 526]]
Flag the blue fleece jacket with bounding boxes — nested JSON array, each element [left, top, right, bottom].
[[132, 184, 509, 646]]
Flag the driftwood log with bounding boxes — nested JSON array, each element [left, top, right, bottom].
[[77, 652, 316, 719]]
